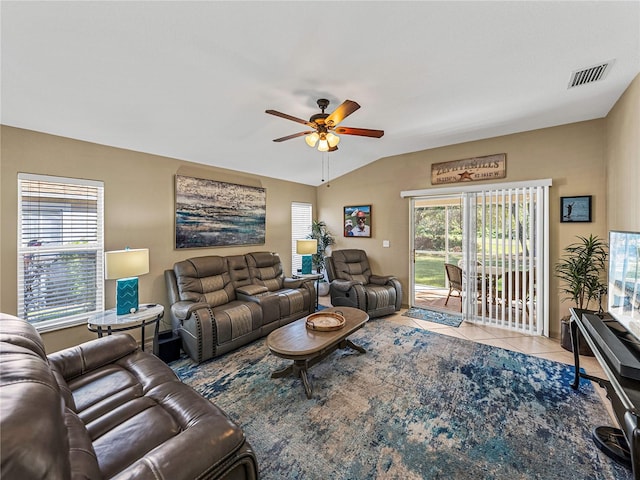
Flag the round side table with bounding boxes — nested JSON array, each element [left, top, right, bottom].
[[87, 303, 164, 352]]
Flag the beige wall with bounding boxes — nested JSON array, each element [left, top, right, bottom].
[[0, 126, 316, 352], [317, 119, 608, 338], [606, 73, 640, 232], [1, 75, 637, 349]]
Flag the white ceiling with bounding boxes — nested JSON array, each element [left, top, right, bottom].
[[2, 1, 639, 186]]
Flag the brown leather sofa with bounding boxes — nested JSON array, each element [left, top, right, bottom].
[[165, 251, 314, 363], [0, 313, 258, 480], [325, 249, 403, 319]]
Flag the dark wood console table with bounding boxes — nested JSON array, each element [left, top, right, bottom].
[[570, 308, 640, 479]]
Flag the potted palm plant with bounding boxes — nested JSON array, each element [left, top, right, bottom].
[[555, 234, 608, 354], [307, 220, 336, 295]]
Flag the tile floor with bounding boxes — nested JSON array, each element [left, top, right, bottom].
[[318, 295, 616, 422]]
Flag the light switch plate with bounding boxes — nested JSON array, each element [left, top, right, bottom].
[[383, 240, 390, 248]]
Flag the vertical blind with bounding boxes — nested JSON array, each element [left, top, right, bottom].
[[403, 179, 551, 336], [17, 173, 104, 329], [291, 202, 312, 274], [464, 184, 548, 335]]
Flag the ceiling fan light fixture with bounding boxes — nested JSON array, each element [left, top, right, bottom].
[[305, 132, 319, 147], [326, 133, 340, 148], [317, 138, 329, 152]]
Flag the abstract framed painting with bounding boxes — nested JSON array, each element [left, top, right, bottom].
[[175, 175, 266, 248], [560, 195, 592, 223]]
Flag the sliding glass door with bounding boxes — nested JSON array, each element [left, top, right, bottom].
[[405, 179, 551, 336], [411, 195, 463, 311]]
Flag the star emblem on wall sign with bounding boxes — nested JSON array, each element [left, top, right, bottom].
[[458, 170, 473, 181]]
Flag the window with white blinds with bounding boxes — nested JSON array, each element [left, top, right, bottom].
[[17, 173, 104, 331], [291, 202, 312, 274]]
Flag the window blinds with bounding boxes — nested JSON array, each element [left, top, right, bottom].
[[17, 173, 104, 330], [291, 202, 312, 274]]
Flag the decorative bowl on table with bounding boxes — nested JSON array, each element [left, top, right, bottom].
[[305, 311, 345, 331]]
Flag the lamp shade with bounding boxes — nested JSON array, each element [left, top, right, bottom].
[[305, 132, 319, 147], [296, 239, 318, 255], [317, 138, 329, 152], [326, 133, 340, 148], [105, 248, 149, 280]]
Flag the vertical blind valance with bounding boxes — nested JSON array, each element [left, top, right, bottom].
[[17, 173, 105, 329]]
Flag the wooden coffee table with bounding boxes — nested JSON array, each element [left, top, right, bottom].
[[266, 306, 369, 399]]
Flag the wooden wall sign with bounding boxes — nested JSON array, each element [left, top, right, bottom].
[[431, 153, 506, 185]]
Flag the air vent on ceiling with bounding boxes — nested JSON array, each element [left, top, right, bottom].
[[568, 60, 614, 89]]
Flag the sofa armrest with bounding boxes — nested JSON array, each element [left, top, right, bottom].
[[331, 279, 362, 292], [48, 334, 140, 382], [236, 284, 269, 296], [369, 274, 395, 285], [171, 301, 210, 322], [283, 277, 306, 289]]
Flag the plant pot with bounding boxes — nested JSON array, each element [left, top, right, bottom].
[[560, 317, 594, 356], [317, 281, 330, 296]]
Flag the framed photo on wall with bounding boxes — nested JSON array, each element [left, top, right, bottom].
[[560, 195, 592, 223], [344, 205, 372, 237]]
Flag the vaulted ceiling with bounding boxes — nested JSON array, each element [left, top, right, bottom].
[[2, 1, 639, 186]]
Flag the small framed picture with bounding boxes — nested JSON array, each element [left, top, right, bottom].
[[560, 195, 592, 223], [344, 205, 372, 237]]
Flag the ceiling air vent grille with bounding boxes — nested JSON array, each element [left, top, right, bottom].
[[568, 60, 613, 88]]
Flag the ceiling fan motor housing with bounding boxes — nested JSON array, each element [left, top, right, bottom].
[[310, 99, 330, 125]]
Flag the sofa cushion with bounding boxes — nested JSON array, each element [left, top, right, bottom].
[[246, 252, 285, 292], [330, 249, 373, 284], [212, 301, 263, 343], [108, 382, 249, 479], [174, 256, 236, 306]]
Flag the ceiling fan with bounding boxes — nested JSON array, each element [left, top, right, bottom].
[[265, 98, 384, 152]]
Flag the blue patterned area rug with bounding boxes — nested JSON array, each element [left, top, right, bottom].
[[171, 321, 631, 480], [403, 307, 463, 327]]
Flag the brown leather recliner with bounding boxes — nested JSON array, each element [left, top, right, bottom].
[[325, 249, 402, 318], [0, 313, 258, 480]]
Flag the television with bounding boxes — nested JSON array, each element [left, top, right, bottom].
[[608, 230, 640, 342]]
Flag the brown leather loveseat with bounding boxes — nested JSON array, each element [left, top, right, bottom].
[[165, 251, 315, 363], [0, 313, 258, 480]]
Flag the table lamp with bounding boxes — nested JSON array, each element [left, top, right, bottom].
[[105, 248, 149, 315], [296, 239, 318, 275]]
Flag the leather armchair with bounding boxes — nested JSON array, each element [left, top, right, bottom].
[[325, 249, 402, 318]]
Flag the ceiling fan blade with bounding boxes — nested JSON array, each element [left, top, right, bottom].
[[272, 131, 314, 142], [324, 100, 360, 127], [266, 109, 315, 128], [334, 126, 384, 138]]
